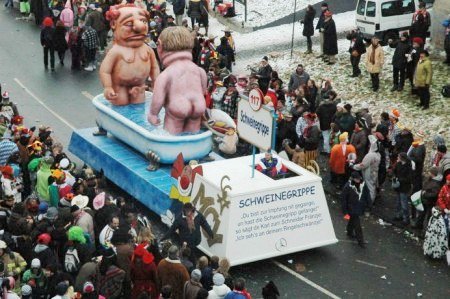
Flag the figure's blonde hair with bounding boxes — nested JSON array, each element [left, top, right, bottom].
[[159, 26, 194, 52]]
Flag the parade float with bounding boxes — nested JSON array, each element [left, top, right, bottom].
[[69, 4, 337, 266]]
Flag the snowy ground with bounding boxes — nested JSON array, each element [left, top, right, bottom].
[[230, 0, 323, 27], [167, 5, 450, 153]]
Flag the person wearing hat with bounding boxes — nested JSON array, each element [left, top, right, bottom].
[[414, 50, 433, 109], [21, 283, 33, 299], [365, 36, 384, 92], [322, 10, 338, 65], [40, 17, 56, 71], [388, 32, 412, 92], [346, 28, 366, 77], [315, 2, 329, 58], [329, 132, 356, 189], [406, 37, 424, 94], [173, 0, 186, 26], [22, 258, 47, 297], [208, 273, 231, 299], [183, 268, 204, 298], [1, 165, 22, 203], [52, 281, 70, 298], [410, 7, 429, 45], [387, 108, 402, 147], [130, 243, 158, 298], [157, 245, 190, 299], [256, 56, 273, 94], [341, 171, 367, 248], [0, 240, 27, 280], [71, 198, 95, 245], [222, 28, 235, 54], [31, 233, 56, 269]]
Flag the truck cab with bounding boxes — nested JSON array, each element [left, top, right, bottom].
[[355, 0, 434, 44]]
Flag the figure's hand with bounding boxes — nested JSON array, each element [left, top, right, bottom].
[[148, 114, 161, 126], [104, 87, 117, 100]]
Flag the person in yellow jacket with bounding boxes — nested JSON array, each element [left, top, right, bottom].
[[365, 37, 384, 92], [414, 50, 433, 109], [0, 240, 27, 280]]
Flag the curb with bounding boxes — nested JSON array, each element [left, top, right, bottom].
[[212, 12, 254, 33]]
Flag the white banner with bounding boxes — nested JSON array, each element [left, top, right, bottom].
[[237, 97, 274, 151]]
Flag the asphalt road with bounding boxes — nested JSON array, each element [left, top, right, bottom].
[[1, 8, 450, 299]]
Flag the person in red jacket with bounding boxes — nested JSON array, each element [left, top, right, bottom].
[[437, 174, 450, 215]]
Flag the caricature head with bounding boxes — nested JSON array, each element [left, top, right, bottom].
[[157, 26, 194, 58], [106, 5, 149, 48]]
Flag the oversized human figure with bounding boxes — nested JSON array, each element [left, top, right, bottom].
[[99, 4, 159, 106], [148, 26, 207, 135]]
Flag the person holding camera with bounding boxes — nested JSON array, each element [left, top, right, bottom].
[[346, 29, 366, 78]]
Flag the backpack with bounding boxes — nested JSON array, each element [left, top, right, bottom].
[[64, 246, 80, 273], [441, 85, 450, 98]]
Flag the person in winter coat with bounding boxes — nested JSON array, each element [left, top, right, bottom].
[[31, 233, 56, 269], [365, 37, 384, 91], [208, 273, 231, 299], [63, 226, 93, 275], [316, 96, 337, 154], [173, 0, 186, 26], [302, 113, 320, 168], [187, 0, 203, 31], [341, 171, 366, 247], [59, 0, 73, 29], [183, 269, 204, 299], [130, 244, 159, 298], [315, 2, 329, 57], [41, 17, 56, 71], [350, 121, 367, 164], [301, 5, 316, 54], [161, 203, 214, 262], [329, 132, 356, 189], [414, 167, 441, 230], [408, 133, 426, 194], [423, 207, 448, 259], [288, 64, 310, 93], [322, 11, 338, 65], [36, 156, 53, 203], [85, 5, 106, 52], [22, 258, 47, 297], [96, 248, 126, 299], [437, 174, 450, 214], [157, 245, 190, 299], [81, 23, 98, 72], [444, 16, 450, 64], [346, 28, 366, 77], [256, 56, 273, 94], [53, 21, 68, 66], [352, 135, 381, 209], [410, 13, 428, 45], [414, 50, 432, 109], [388, 32, 411, 91], [261, 280, 279, 299], [0, 240, 27, 280], [284, 141, 306, 168], [224, 277, 251, 299], [216, 37, 235, 71], [336, 104, 356, 138], [406, 37, 423, 94], [393, 153, 413, 226], [111, 228, 134, 298]]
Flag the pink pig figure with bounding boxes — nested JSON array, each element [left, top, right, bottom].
[[148, 27, 207, 135]]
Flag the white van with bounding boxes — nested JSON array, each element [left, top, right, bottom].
[[355, 0, 434, 43]]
